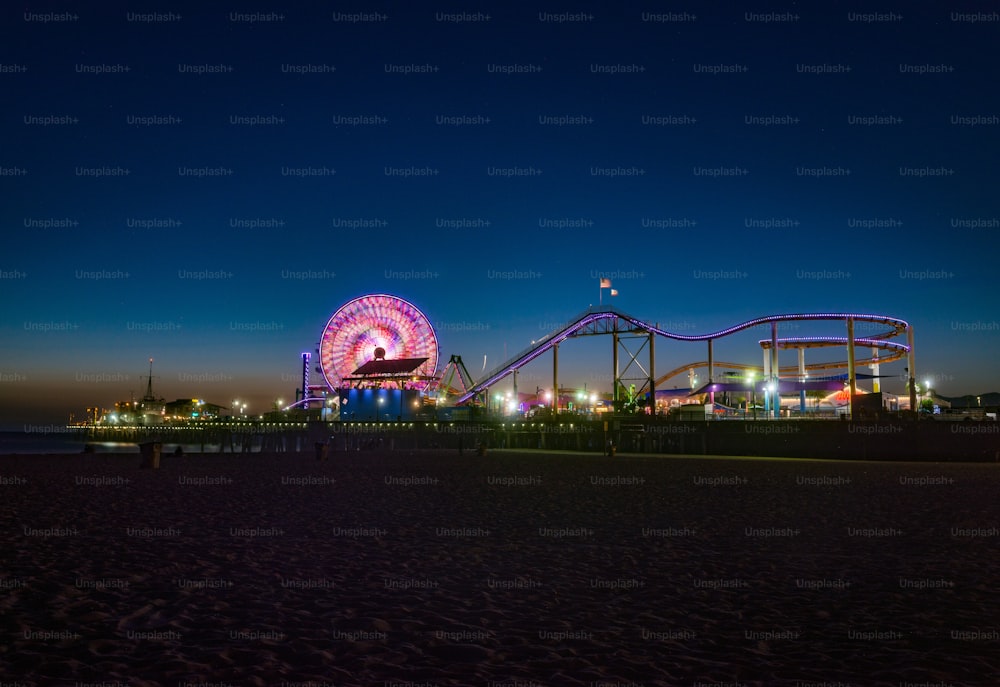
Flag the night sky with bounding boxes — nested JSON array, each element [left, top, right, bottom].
[[2, 3, 999, 424]]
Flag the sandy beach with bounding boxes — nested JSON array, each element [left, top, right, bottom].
[[1, 448, 998, 686]]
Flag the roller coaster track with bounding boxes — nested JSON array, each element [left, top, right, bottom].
[[454, 307, 911, 404], [655, 338, 909, 386]]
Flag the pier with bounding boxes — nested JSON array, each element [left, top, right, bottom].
[[66, 418, 1000, 462]]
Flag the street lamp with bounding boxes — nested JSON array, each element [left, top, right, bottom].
[[376, 395, 384, 423]]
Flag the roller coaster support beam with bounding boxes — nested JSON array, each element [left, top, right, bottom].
[[871, 349, 881, 394], [771, 322, 779, 418], [649, 331, 655, 415], [707, 339, 714, 407], [847, 317, 857, 418], [612, 329, 619, 408], [762, 346, 771, 416], [799, 347, 806, 414], [552, 343, 559, 416], [907, 325, 916, 413], [513, 369, 518, 413]]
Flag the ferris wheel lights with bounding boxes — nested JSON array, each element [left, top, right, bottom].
[[319, 294, 439, 390]]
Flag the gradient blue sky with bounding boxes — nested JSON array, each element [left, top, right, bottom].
[[2, 3, 998, 423]]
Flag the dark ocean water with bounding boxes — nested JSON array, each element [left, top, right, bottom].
[[0, 431, 226, 455], [0, 430, 90, 454]]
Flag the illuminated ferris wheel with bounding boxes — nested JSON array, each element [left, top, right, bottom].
[[318, 294, 439, 389]]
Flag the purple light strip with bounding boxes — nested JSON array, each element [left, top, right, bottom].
[[615, 310, 908, 342], [759, 337, 910, 351]]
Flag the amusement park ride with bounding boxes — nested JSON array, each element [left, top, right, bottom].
[[285, 294, 918, 420]]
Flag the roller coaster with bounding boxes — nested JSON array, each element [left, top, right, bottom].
[[454, 307, 916, 414]]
